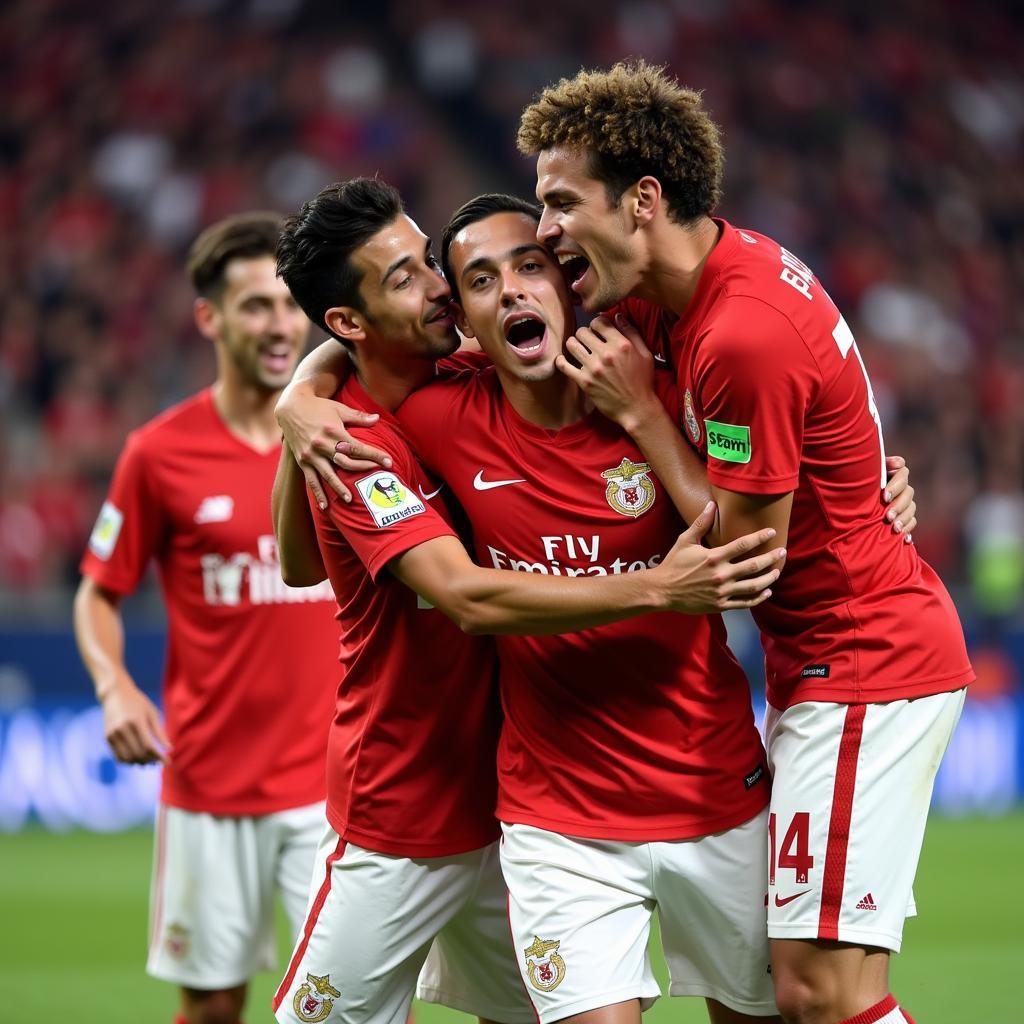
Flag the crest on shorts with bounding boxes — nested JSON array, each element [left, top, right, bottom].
[[164, 922, 190, 960], [684, 389, 701, 445], [293, 973, 341, 1023], [601, 457, 656, 518], [524, 935, 566, 992]]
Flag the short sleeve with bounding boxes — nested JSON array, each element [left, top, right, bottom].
[[313, 423, 455, 582], [79, 432, 168, 594], [694, 296, 820, 494]]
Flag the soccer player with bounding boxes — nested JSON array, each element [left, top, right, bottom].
[[274, 179, 913, 1023], [517, 61, 973, 1024], [268, 179, 790, 1024], [73, 213, 340, 1024]]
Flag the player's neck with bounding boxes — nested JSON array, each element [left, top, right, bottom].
[[356, 350, 435, 413], [634, 215, 720, 317], [496, 366, 591, 430], [210, 379, 281, 452]]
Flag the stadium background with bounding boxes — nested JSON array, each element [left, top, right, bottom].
[[0, 0, 1021, 1021]]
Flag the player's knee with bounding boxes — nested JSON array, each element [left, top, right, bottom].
[[771, 971, 832, 1024], [182, 987, 246, 1024]]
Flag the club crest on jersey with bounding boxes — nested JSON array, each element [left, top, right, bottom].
[[164, 922, 190, 960], [684, 390, 701, 445], [524, 935, 566, 992], [293, 973, 341, 1023], [355, 471, 427, 529], [601, 457, 656, 518]]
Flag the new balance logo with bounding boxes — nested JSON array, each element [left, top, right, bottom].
[[195, 495, 234, 524], [856, 893, 877, 911]]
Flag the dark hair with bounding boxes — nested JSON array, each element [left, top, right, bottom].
[[517, 60, 723, 225], [441, 193, 541, 300], [186, 212, 284, 299], [276, 178, 404, 341]]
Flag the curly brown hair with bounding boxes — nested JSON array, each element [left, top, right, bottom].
[[517, 60, 723, 225]]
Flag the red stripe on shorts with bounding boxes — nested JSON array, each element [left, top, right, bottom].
[[272, 836, 347, 1012], [506, 890, 541, 1024], [149, 804, 168, 951], [818, 703, 866, 940]]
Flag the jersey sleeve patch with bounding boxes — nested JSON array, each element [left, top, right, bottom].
[[88, 500, 124, 560], [704, 420, 752, 464], [355, 471, 427, 529]]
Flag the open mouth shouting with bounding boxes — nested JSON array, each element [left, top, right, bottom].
[[503, 311, 549, 362], [556, 250, 591, 296]]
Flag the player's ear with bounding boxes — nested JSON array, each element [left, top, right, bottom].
[[193, 297, 222, 343], [325, 306, 367, 347], [629, 176, 662, 227], [451, 301, 475, 339]]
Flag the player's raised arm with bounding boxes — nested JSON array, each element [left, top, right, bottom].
[[388, 513, 783, 636], [272, 442, 328, 586], [73, 576, 171, 765], [559, 313, 730, 544]]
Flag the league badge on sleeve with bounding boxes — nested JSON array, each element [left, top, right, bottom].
[[88, 500, 124, 560], [601, 457, 656, 518], [683, 389, 702, 445], [355, 471, 427, 528]]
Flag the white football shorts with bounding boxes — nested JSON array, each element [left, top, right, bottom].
[[765, 687, 966, 952], [147, 800, 325, 989], [500, 814, 778, 1023], [273, 829, 534, 1024]]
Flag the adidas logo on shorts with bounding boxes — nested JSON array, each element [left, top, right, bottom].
[[856, 892, 877, 911]]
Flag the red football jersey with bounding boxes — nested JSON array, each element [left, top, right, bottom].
[[80, 389, 338, 816], [397, 368, 769, 842], [615, 220, 973, 709], [312, 376, 501, 857]]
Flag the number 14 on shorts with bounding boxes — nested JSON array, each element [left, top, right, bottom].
[[769, 812, 813, 885]]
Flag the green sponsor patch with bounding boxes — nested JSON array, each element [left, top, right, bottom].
[[704, 419, 751, 463]]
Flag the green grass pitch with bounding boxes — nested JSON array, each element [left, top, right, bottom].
[[2, 814, 1018, 1023]]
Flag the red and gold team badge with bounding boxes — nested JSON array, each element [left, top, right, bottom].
[[524, 935, 567, 992], [293, 972, 341, 1023], [684, 389, 701, 445], [601, 457, 656, 518], [164, 922, 190, 960]]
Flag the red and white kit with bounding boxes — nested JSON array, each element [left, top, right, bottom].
[[81, 389, 339, 987], [398, 368, 775, 1020], [272, 377, 532, 1024], [618, 219, 973, 950]]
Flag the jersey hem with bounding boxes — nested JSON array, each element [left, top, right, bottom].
[[497, 793, 769, 842], [159, 788, 327, 817], [767, 670, 973, 709], [327, 809, 499, 859], [361, 522, 457, 582]]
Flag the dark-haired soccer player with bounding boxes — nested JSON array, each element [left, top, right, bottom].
[[517, 60, 972, 1024], [269, 178, 788, 1024], [74, 213, 339, 1024]]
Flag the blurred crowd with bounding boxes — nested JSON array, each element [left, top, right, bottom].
[[2, 0, 1022, 635]]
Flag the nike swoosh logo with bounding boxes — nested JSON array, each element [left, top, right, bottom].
[[419, 484, 444, 500], [653, 353, 667, 364], [473, 470, 526, 491], [774, 891, 811, 908]]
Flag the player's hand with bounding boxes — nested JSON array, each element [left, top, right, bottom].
[[100, 674, 172, 765], [657, 501, 786, 613], [557, 313, 662, 432], [276, 383, 391, 505], [883, 455, 916, 543]]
